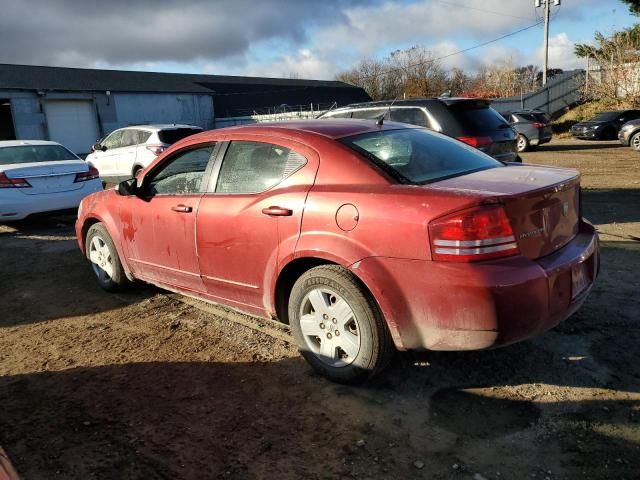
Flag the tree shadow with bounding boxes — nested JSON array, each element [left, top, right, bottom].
[[582, 188, 640, 225]]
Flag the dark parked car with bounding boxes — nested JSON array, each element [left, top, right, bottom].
[[76, 120, 599, 384], [501, 110, 553, 152], [570, 110, 640, 140], [617, 118, 640, 151], [319, 98, 519, 162]]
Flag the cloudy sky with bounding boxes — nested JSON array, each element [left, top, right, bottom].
[[0, 0, 636, 79]]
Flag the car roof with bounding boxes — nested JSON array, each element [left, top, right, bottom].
[[189, 119, 416, 141], [0, 140, 62, 148], [118, 124, 203, 131], [337, 97, 491, 109]]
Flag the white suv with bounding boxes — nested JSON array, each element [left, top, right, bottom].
[[86, 124, 203, 181]]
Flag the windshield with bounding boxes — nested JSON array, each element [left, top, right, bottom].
[[0, 145, 78, 165], [341, 128, 502, 184], [592, 112, 619, 122]]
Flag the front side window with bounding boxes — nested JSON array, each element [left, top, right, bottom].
[[103, 130, 123, 150], [215, 141, 306, 194], [147, 145, 214, 195], [341, 128, 501, 184], [323, 111, 353, 119]]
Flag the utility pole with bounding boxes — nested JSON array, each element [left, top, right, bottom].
[[542, 0, 550, 86], [535, 0, 560, 87]]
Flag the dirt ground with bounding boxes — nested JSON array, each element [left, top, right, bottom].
[[0, 138, 639, 480]]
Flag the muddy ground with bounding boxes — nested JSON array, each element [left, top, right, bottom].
[[0, 138, 639, 480]]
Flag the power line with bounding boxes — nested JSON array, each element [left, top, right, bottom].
[[353, 20, 545, 81], [431, 0, 536, 21]]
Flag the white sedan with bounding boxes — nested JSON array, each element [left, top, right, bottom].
[[0, 140, 102, 221]]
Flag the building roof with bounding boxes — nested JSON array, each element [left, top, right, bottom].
[[0, 64, 370, 117]]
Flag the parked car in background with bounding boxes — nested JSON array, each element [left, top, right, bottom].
[[617, 118, 640, 151], [570, 110, 640, 140], [501, 110, 553, 152], [76, 120, 599, 383], [319, 98, 520, 162], [0, 140, 101, 221], [86, 124, 203, 182]]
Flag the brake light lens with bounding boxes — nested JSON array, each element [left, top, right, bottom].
[[146, 144, 166, 156], [0, 172, 31, 188], [456, 136, 494, 149], [74, 166, 100, 183], [429, 205, 519, 262], [532, 122, 544, 129]]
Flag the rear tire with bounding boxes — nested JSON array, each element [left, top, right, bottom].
[[630, 132, 640, 151], [289, 265, 395, 384], [86, 223, 130, 292], [516, 134, 529, 152]]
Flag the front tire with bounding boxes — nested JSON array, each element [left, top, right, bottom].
[[630, 132, 640, 151], [86, 223, 129, 292], [289, 265, 395, 384]]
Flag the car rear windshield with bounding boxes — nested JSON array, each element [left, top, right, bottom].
[[341, 128, 502, 184], [516, 112, 550, 123], [448, 105, 511, 134], [0, 145, 78, 165], [158, 128, 203, 145]]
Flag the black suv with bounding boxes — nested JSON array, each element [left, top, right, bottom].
[[319, 98, 519, 162]]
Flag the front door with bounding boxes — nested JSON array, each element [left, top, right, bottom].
[[115, 129, 140, 177], [120, 144, 216, 293], [91, 130, 123, 178], [196, 137, 318, 313]]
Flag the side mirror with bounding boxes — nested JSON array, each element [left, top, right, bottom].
[[117, 179, 139, 196], [91, 142, 101, 152]]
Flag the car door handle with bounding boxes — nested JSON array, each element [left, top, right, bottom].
[[262, 206, 293, 217], [171, 204, 193, 213]]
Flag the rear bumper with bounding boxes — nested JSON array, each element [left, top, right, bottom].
[[530, 133, 552, 146], [352, 222, 599, 351], [0, 181, 102, 221]]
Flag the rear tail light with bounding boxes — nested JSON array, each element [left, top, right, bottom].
[[456, 136, 494, 149], [74, 166, 100, 183], [0, 172, 30, 188], [532, 122, 544, 129], [429, 205, 519, 262], [146, 144, 166, 156]]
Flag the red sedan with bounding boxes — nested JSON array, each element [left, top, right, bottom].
[[76, 120, 599, 383]]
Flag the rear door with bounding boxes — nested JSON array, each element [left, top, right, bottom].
[[115, 129, 140, 176], [195, 136, 319, 312]]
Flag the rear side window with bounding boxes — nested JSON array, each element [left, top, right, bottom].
[[121, 130, 139, 148], [448, 106, 510, 134], [215, 141, 306, 194], [138, 131, 152, 143], [158, 128, 203, 145], [323, 111, 353, 119], [351, 109, 388, 120], [341, 128, 501, 184], [390, 108, 429, 127], [0, 145, 78, 165]]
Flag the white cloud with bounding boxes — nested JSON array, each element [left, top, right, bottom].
[[536, 32, 585, 70]]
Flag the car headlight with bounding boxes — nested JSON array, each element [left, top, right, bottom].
[[592, 125, 601, 129]]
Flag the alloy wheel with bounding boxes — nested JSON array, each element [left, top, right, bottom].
[[88, 235, 114, 282], [299, 288, 361, 367]]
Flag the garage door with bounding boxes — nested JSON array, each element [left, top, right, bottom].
[[44, 100, 100, 155]]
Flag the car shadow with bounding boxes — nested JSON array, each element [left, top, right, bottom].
[[0, 358, 638, 479], [530, 141, 624, 152], [582, 188, 640, 226]]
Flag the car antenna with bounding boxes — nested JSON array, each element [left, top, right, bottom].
[[376, 96, 399, 126], [316, 101, 338, 119]]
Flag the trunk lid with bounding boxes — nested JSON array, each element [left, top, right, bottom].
[[0, 160, 89, 195], [430, 165, 580, 259]]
